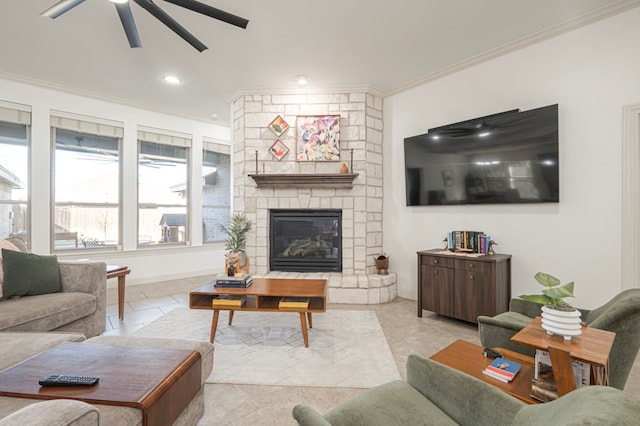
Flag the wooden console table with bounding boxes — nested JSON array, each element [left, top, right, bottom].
[[106, 265, 130, 320], [511, 316, 615, 397], [417, 249, 511, 323], [0, 342, 201, 426], [189, 278, 327, 347]]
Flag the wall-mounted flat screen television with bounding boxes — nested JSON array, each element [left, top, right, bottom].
[[404, 104, 559, 206]]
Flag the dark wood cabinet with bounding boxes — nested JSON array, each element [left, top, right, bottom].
[[417, 249, 511, 323]]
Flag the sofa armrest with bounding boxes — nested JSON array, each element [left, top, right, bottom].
[[59, 261, 106, 296], [406, 354, 524, 425], [292, 405, 332, 426], [0, 400, 99, 426]]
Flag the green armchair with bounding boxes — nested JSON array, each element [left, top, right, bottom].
[[292, 354, 640, 426], [477, 288, 640, 390]]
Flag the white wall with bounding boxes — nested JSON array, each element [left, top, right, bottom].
[[383, 7, 640, 308], [0, 77, 231, 285]]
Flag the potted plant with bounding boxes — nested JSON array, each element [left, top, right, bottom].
[[374, 253, 389, 275], [520, 272, 582, 340], [219, 213, 252, 274]]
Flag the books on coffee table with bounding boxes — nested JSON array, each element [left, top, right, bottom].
[[212, 295, 246, 307], [482, 357, 521, 383], [214, 274, 253, 288], [278, 297, 310, 309]]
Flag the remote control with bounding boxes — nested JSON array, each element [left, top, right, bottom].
[[39, 374, 99, 387]]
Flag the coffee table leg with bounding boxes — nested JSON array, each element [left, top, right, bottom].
[[299, 312, 309, 348], [228, 310, 234, 325], [210, 310, 220, 344], [307, 312, 313, 328]]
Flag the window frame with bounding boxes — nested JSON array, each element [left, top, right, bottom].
[[202, 137, 231, 244], [0, 101, 31, 247], [50, 111, 124, 252], [136, 127, 192, 248]]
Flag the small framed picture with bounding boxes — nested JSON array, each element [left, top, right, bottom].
[[442, 170, 453, 186], [269, 139, 289, 160], [268, 115, 290, 137]]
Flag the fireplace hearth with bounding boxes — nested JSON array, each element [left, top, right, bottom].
[[269, 209, 342, 272]]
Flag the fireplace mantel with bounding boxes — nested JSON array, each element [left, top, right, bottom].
[[248, 173, 358, 189]]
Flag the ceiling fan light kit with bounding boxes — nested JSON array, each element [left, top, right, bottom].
[[41, 0, 248, 52]]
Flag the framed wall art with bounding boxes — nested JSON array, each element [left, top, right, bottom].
[[296, 115, 340, 161], [268, 115, 290, 137], [269, 139, 289, 160]]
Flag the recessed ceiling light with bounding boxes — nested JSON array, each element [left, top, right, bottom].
[[296, 75, 308, 85], [210, 113, 219, 120], [110, 0, 129, 4], [163, 75, 181, 85]]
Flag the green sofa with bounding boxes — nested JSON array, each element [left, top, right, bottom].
[[293, 354, 640, 426], [477, 289, 640, 390]]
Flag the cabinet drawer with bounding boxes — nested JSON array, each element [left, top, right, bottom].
[[421, 256, 453, 268], [454, 259, 488, 274]]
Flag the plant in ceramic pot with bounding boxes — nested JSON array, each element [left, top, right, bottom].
[[219, 213, 252, 274], [520, 272, 582, 340], [374, 253, 389, 275]]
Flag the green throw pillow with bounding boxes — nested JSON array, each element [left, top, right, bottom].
[[1, 249, 61, 298]]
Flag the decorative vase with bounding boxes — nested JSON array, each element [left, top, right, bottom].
[[374, 255, 389, 275], [540, 305, 582, 340]]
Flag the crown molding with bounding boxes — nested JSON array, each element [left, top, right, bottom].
[[230, 84, 383, 104], [384, 0, 640, 98]]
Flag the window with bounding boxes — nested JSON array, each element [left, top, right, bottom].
[[0, 102, 30, 244], [138, 128, 191, 246], [202, 139, 231, 243], [51, 112, 123, 250]]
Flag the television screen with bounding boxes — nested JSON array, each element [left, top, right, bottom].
[[404, 104, 559, 206]]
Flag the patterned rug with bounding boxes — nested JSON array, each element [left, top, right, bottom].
[[133, 308, 401, 388]]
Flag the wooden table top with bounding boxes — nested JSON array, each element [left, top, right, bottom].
[[0, 342, 201, 420], [511, 317, 615, 366], [192, 277, 328, 298], [430, 339, 538, 404]]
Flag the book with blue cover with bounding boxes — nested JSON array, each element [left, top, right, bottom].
[[482, 357, 522, 383]]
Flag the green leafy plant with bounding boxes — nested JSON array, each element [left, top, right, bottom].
[[218, 213, 252, 253], [520, 272, 576, 310]]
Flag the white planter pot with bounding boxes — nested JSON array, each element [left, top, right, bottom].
[[541, 305, 582, 341]]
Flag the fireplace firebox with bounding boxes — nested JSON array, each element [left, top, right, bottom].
[[269, 209, 342, 272]]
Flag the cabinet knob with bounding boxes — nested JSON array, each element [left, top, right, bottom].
[[433, 259, 439, 264], [468, 263, 475, 269], [469, 274, 475, 280], [434, 270, 439, 275]]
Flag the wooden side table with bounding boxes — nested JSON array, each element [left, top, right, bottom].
[[511, 316, 615, 397], [106, 265, 130, 320]]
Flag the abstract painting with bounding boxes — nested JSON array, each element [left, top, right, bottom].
[[296, 115, 340, 161]]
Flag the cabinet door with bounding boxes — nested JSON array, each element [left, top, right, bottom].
[[454, 261, 489, 323], [424, 265, 454, 316]]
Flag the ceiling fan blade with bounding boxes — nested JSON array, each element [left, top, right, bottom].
[[163, 0, 249, 29], [40, 0, 87, 19], [133, 0, 207, 52], [115, 2, 142, 48]]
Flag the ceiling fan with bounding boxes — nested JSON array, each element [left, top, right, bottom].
[[41, 0, 249, 52]]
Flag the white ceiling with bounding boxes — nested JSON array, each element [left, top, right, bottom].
[[0, 0, 637, 124]]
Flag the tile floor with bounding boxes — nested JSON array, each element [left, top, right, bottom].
[[105, 276, 640, 425]]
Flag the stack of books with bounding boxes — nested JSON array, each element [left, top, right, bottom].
[[278, 297, 310, 309], [482, 357, 521, 383], [530, 349, 591, 402], [214, 274, 253, 288], [447, 230, 492, 254], [212, 295, 246, 307]]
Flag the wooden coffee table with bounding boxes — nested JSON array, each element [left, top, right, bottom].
[[0, 342, 201, 426], [430, 339, 538, 404], [189, 277, 327, 348]]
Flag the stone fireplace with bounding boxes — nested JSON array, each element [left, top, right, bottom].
[[231, 91, 396, 304]]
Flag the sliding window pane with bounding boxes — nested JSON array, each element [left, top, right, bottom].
[[138, 140, 189, 245], [0, 121, 28, 241], [53, 129, 120, 250], [202, 147, 230, 243]]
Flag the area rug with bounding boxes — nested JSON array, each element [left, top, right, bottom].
[[133, 308, 401, 388]]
